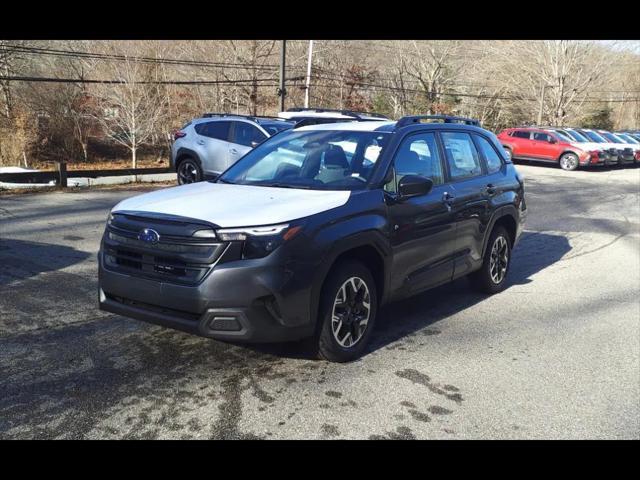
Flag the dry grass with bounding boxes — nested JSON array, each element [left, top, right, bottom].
[[30, 157, 169, 172]]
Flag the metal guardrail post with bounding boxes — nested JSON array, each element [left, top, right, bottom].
[[57, 161, 67, 188]]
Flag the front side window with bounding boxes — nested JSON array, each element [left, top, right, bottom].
[[441, 131, 483, 181], [475, 135, 503, 173], [550, 130, 573, 142], [386, 133, 444, 193], [218, 129, 391, 190], [232, 122, 267, 147]]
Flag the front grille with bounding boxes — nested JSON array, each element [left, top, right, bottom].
[[102, 216, 228, 285]]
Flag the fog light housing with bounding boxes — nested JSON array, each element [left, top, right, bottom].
[[209, 316, 242, 331]]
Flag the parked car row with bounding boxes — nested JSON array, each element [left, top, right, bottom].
[[497, 126, 640, 171]]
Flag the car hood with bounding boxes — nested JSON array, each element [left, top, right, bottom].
[[570, 141, 606, 151], [111, 181, 351, 228]]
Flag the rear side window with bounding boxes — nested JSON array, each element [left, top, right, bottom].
[[231, 122, 267, 147], [533, 132, 552, 142], [441, 131, 483, 181], [511, 130, 531, 139], [195, 121, 231, 141], [474, 135, 503, 174]]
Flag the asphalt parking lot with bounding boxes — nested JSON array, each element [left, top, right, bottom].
[[1, 164, 639, 439]]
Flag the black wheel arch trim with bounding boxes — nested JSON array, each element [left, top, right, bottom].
[[174, 147, 203, 171], [481, 205, 519, 258], [308, 230, 392, 330]]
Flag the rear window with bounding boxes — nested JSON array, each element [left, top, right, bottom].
[[511, 130, 530, 139]]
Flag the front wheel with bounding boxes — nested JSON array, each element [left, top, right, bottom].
[[316, 260, 377, 362], [559, 152, 579, 171], [470, 226, 512, 294]]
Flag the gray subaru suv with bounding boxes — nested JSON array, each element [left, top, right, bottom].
[[171, 114, 294, 184]]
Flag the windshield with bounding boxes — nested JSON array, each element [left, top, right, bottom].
[[260, 121, 294, 136], [548, 130, 572, 142], [581, 130, 608, 143], [218, 129, 391, 190], [564, 129, 589, 142], [617, 133, 639, 144], [601, 132, 624, 144]]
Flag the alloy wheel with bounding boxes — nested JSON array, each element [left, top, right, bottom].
[[331, 276, 371, 348], [177, 160, 199, 184], [489, 236, 509, 284]]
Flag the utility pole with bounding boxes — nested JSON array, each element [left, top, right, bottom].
[[278, 40, 287, 112], [304, 40, 314, 108]]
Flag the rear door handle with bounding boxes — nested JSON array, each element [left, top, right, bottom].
[[230, 148, 239, 155], [197, 140, 205, 145]]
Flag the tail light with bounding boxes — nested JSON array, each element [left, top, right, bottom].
[[174, 130, 186, 140]]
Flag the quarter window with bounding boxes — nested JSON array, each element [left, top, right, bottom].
[[387, 133, 444, 193], [475, 135, 503, 173], [441, 131, 483, 181]]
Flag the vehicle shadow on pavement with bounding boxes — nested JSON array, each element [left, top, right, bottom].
[[366, 231, 571, 355], [0, 238, 91, 286]]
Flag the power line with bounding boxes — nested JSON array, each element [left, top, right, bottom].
[[0, 74, 303, 85]]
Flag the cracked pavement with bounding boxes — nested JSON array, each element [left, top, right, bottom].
[[1, 165, 639, 439]]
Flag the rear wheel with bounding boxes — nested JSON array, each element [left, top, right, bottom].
[[470, 226, 511, 294], [177, 157, 202, 185], [559, 152, 579, 171], [316, 260, 377, 362]]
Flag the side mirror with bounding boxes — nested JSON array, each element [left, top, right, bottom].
[[548, 137, 557, 144], [398, 175, 433, 199], [251, 140, 261, 148]]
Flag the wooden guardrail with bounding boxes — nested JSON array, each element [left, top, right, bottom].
[[0, 162, 173, 187]]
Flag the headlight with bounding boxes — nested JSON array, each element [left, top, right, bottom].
[[107, 212, 114, 226], [216, 223, 302, 259]]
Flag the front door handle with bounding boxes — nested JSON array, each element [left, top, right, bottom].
[[442, 191, 455, 207], [197, 140, 205, 145], [230, 148, 239, 155]]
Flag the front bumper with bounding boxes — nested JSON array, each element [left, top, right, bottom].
[[98, 249, 317, 343]]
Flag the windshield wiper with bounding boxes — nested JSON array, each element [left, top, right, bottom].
[[262, 182, 312, 189]]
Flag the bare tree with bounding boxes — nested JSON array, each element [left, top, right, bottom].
[[91, 48, 165, 168]]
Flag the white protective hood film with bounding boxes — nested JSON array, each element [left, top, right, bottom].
[[112, 181, 351, 228]]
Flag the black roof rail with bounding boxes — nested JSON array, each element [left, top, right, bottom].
[[202, 113, 293, 123], [292, 118, 353, 129], [285, 107, 389, 120], [395, 115, 480, 129]]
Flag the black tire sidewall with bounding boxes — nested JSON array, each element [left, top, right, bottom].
[[317, 260, 378, 362], [177, 157, 203, 184]]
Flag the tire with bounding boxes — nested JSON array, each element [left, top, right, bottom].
[[470, 226, 511, 294], [316, 260, 378, 363], [177, 157, 203, 185], [559, 152, 579, 171]]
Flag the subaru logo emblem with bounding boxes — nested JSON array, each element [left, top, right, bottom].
[[138, 228, 160, 244]]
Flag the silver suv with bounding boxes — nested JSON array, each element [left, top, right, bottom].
[[171, 114, 294, 184]]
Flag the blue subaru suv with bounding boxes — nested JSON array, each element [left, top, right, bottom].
[[99, 115, 527, 362]]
